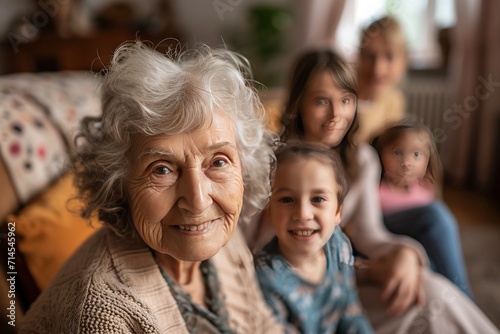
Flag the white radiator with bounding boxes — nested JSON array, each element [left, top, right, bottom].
[[404, 75, 451, 152]]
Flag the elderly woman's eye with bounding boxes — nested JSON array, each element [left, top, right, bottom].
[[212, 159, 227, 168], [153, 166, 171, 175]]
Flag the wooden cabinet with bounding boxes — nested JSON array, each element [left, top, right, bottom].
[[3, 29, 180, 73]]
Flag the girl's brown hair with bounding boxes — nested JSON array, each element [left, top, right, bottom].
[[281, 49, 360, 181], [273, 141, 348, 206], [371, 119, 443, 187]]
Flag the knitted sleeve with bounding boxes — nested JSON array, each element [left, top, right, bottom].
[[19, 229, 165, 334], [76, 283, 161, 334]]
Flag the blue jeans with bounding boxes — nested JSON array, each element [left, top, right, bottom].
[[383, 201, 473, 299]]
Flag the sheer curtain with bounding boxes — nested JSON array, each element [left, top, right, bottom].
[[443, 0, 500, 192], [291, 0, 347, 53]]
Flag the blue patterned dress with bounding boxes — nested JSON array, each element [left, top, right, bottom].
[[254, 228, 373, 334]]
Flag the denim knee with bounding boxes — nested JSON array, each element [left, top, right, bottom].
[[422, 201, 459, 237]]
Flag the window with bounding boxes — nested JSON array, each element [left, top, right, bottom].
[[335, 0, 456, 69]]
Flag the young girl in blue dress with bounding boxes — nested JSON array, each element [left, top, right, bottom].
[[254, 141, 373, 334]]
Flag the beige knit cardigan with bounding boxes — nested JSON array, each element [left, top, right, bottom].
[[20, 226, 283, 334]]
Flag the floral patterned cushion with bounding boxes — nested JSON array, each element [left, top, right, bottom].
[[0, 72, 101, 205], [0, 72, 102, 149]]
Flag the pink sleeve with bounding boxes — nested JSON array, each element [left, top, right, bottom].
[[379, 180, 434, 215], [341, 145, 429, 265]]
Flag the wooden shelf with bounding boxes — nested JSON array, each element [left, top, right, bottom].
[[3, 29, 180, 73]]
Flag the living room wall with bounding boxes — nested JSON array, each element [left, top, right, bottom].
[[0, 0, 295, 81]]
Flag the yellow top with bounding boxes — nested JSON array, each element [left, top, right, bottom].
[[357, 88, 406, 143]]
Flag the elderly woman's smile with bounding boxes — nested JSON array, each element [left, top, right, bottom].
[[126, 111, 244, 262], [176, 220, 215, 232]]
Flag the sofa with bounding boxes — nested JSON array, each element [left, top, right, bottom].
[[0, 71, 104, 332]]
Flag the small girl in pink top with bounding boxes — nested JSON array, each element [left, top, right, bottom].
[[372, 120, 441, 215], [372, 119, 473, 298]]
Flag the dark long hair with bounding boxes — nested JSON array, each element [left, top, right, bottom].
[[281, 49, 360, 180]]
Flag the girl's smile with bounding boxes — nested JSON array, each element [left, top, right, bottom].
[[269, 158, 341, 258]]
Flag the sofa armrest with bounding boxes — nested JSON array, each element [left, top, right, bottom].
[[0, 159, 18, 222]]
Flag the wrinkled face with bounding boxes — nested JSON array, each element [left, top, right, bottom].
[[381, 131, 430, 188], [301, 70, 356, 147], [125, 111, 244, 262], [358, 34, 407, 99], [269, 158, 341, 258]]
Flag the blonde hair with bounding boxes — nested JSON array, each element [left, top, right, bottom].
[[73, 41, 275, 236], [359, 16, 407, 54]]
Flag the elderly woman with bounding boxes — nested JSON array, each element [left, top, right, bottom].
[[20, 42, 283, 333]]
